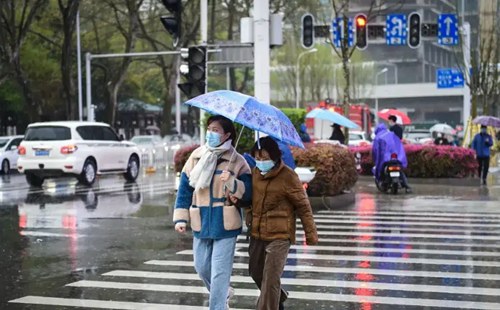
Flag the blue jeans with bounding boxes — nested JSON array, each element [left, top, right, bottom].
[[193, 236, 237, 310]]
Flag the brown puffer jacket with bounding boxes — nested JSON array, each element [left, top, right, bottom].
[[247, 161, 318, 244]]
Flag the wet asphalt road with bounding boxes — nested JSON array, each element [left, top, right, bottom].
[[1, 171, 500, 310]]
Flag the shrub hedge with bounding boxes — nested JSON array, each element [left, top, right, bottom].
[[292, 143, 358, 196], [349, 145, 478, 178]]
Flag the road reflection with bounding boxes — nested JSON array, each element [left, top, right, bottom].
[[18, 181, 143, 230]]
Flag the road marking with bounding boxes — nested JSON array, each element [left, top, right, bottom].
[[308, 218, 500, 228], [314, 214, 500, 223], [103, 270, 500, 296], [233, 243, 500, 257], [295, 230, 500, 241], [20, 231, 83, 238], [176, 250, 500, 267], [310, 224, 500, 234], [144, 260, 500, 281], [8, 296, 252, 310], [317, 210, 500, 217], [236, 235, 500, 249], [64, 280, 500, 310]]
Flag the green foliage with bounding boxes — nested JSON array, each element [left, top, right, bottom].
[[281, 108, 307, 131]]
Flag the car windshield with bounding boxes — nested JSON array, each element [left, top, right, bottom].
[[24, 126, 71, 141], [349, 133, 363, 140], [0, 138, 9, 148], [131, 137, 153, 144], [405, 132, 431, 139]]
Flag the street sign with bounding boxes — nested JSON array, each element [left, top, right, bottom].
[[438, 14, 458, 45], [386, 14, 407, 45], [437, 68, 464, 88], [332, 17, 353, 48]]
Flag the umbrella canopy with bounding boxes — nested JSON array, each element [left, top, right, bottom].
[[185, 90, 304, 148], [305, 109, 359, 129], [473, 116, 500, 128], [377, 109, 411, 125], [429, 123, 456, 135]]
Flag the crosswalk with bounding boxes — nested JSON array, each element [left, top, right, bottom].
[[9, 205, 500, 309]]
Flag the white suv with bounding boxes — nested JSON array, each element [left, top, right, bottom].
[[17, 121, 140, 187], [0, 135, 24, 175]]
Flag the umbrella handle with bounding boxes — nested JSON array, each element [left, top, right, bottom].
[[225, 125, 246, 173]]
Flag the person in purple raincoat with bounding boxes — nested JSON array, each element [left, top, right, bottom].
[[372, 124, 412, 193]]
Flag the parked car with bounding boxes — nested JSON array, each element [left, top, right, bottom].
[[17, 121, 140, 187], [163, 134, 197, 166], [348, 131, 371, 147], [130, 135, 165, 167], [0, 135, 24, 175], [404, 130, 433, 144]]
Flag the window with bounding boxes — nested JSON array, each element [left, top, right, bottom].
[[0, 138, 8, 148], [24, 126, 71, 141], [8, 138, 23, 149], [76, 126, 95, 140], [77, 126, 119, 141], [101, 127, 119, 141]]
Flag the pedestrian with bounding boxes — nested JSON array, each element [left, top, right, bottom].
[[434, 133, 450, 145], [242, 136, 318, 310], [173, 115, 252, 310], [299, 123, 311, 143], [243, 137, 296, 170], [471, 125, 494, 185], [388, 115, 403, 140], [329, 123, 345, 144]]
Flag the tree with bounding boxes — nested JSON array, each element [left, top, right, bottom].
[[58, 0, 80, 120], [137, 0, 200, 135], [0, 0, 48, 121]]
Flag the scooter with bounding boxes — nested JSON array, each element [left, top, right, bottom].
[[375, 153, 403, 194]]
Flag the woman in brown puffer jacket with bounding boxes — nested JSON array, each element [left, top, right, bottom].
[[245, 136, 318, 310]]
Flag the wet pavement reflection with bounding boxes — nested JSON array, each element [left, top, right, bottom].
[[1, 172, 500, 309]]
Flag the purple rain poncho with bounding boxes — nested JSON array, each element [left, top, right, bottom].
[[372, 124, 407, 180]]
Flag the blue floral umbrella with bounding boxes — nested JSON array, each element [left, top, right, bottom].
[[185, 90, 305, 148]]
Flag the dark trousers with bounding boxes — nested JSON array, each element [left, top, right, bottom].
[[477, 157, 490, 180], [248, 238, 290, 310]]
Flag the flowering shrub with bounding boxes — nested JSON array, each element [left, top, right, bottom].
[[174, 144, 200, 173], [292, 143, 358, 196], [174, 142, 358, 196], [349, 145, 478, 178]]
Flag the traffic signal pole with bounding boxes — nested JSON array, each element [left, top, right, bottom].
[[462, 22, 471, 129], [198, 0, 208, 145]]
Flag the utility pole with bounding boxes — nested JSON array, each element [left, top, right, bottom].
[[462, 23, 471, 128], [253, 1, 270, 105]]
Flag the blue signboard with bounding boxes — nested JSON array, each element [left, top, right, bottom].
[[437, 68, 464, 88], [386, 14, 407, 45], [332, 17, 353, 48], [438, 14, 459, 45]]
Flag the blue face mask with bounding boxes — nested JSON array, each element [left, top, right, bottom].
[[481, 128, 487, 134], [255, 160, 275, 173], [206, 131, 222, 148]]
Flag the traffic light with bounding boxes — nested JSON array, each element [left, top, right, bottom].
[[355, 14, 368, 50], [301, 14, 315, 49], [408, 12, 421, 48], [160, 0, 182, 46], [178, 46, 207, 99]]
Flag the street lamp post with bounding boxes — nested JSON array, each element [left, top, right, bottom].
[[374, 67, 388, 124], [295, 48, 317, 109]]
